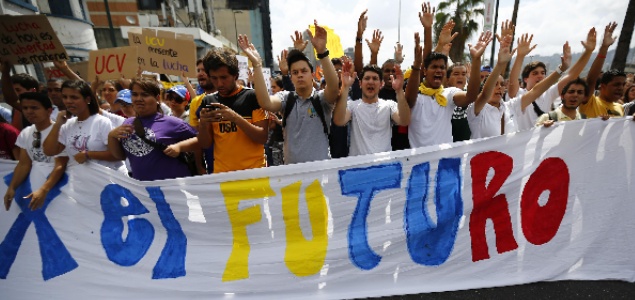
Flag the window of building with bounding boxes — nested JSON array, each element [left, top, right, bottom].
[[137, 0, 161, 10], [49, 0, 74, 17]]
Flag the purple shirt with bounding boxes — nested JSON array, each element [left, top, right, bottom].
[[121, 113, 197, 181]]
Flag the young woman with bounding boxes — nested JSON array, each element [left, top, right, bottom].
[[166, 85, 190, 121], [42, 80, 125, 172], [108, 78, 198, 181]]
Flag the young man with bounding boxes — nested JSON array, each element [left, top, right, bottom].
[[240, 21, 340, 164], [506, 29, 596, 131], [47, 78, 65, 120], [1, 61, 40, 130], [196, 47, 269, 173], [4, 92, 69, 211], [333, 62, 410, 156], [536, 78, 589, 127], [405, 30, 490, 148]]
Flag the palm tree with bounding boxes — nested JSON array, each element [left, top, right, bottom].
[[433, 0, 485, 63], [611, 0, 635, 71]]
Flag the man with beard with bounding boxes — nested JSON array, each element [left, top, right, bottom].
[[536, 78, 594, 127]]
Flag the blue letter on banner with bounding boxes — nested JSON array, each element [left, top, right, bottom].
[[100, 184, 154, 266], [405, 158, 463, 265], [146, 187, 187, 279], [1, 173, 76, 280], [339, 163, 402, 270]]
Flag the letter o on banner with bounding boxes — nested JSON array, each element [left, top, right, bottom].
[[520, 157, 569, 245]]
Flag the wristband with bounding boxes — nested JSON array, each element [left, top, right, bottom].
[[411, 65, 421, 71], [316, 49, 330, 60], [556, 65, 564, 75], [597, 54, 606, 59], [355, 37, 363, 43]]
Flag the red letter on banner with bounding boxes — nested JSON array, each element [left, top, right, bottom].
[[469, 151, 518, 262], [521, 158, 569, 245]]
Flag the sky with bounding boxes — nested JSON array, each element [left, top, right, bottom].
[[269, 0, 633, 67]]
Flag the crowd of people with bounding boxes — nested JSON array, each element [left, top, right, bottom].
[[2, 4, 634, 211]]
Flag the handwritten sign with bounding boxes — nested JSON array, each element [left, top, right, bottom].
[[88, 46, 138, 81], [0, 15, 68, 65], [44, 61, 89, 80], [128, 27, 196, 77]]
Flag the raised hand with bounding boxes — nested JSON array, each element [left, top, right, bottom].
[[419, 2, 435, 28], [496, 19, 515, 44], [560, 41, 571, 71], [394, 42, 404, 64], [366, 29, 384, 54], [391, 65, 404, 91], [308, 20, 327, 54], [291, 30, 309, 52], [602, 22, 618, 48], [357, 9, 368, 36], [516, 33, 537, 57], [469, 31, 493, 59], [497, 35, 515, 64], [413, 32, 423, 69], [277, 49, 289, 75], [238, 34, 262, 65], [581, 27, 597, 52], [340, 59, 356, 88], [438, 20, 459, 46]]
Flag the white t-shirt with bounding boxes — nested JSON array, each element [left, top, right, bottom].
[[511, 84, 559, 131], [15, 124, 60, 163], [348, 99, 397, 156], [408, 87, 460, 148], [467, 101, 516, 139], [59, 114, 124, 170], [100, 110, 126, 127], [50, 106, 59, 122]]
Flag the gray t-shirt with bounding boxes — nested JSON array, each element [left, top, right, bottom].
[[279, 89, 333, 164]]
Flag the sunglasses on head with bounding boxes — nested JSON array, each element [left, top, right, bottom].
[[32, 131, 41, 148]]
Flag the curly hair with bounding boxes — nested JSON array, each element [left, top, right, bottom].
[[202, 47, 239, 76]]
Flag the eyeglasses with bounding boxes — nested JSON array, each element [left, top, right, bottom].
[[167, 95, 185, 104], [32, 131, 41, 148]]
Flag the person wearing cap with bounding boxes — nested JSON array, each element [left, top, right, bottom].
[[115, 89, 135, 118], [166, 85, 190, 122], [480, 65, 492, 83], [4, 92, 69, 211]]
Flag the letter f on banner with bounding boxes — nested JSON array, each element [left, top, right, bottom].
[[339, 163, 402, 270], [1, 173, 76, 280]]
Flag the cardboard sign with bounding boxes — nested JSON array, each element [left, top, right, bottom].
[[44, 61, 89, 80], [0, 14, 68, 65], [128, 27, 196, 77], [87, 46, 138, 81]]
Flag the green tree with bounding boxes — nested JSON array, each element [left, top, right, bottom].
[[611, 0, 635, 71], [433, 0, 485, 63]]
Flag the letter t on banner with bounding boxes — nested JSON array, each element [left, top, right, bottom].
[[339, 163, 402, 270]]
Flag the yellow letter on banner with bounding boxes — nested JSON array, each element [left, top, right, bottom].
[[221, 178, 275, 282], [282, 180, 328, 276]]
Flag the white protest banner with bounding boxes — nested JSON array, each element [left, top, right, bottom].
[[128, 27, 197, 77], [88, 46, 139, 81], [1, 118, 634, 299], [0, 15, 68, 65]]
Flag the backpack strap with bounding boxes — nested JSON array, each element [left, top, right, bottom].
[[310, 96, 329, 136], [580, 113, 587, 119], [548, 111, 558, 122], [531, 101, 545, 117], [282, 92, 297, 129]]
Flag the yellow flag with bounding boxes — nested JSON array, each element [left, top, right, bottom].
[[308, 25, 344, 59]]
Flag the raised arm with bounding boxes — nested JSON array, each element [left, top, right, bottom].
[[405, 33, 423, 108], [53, 60, 82, 81], [391, 65, 410, 125], [495, 20, 515, 76], [277, 49, 295, 91], [309, 20, 339, 104], [586, 22, 617, 103], [291, 30, 308, 52], [239, 35, 282, 112], [333, 60, 354, 126], [366, 29, 383, 66], [558, 27, 596, 92], [520, 42, 571, 110], [354, 9, 368, 75], [43, 112, 68, 156], [419, 2, 435, 60], [455, 31, 493, 108], [508, 33, 537, 98], [394, 43, 404, 66], [473, 35, 514, 115]]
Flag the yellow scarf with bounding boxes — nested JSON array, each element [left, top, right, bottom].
[[418, 82, 447, 107]]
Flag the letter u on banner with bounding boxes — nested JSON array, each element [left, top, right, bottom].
[[281, 180, 328, 277]]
